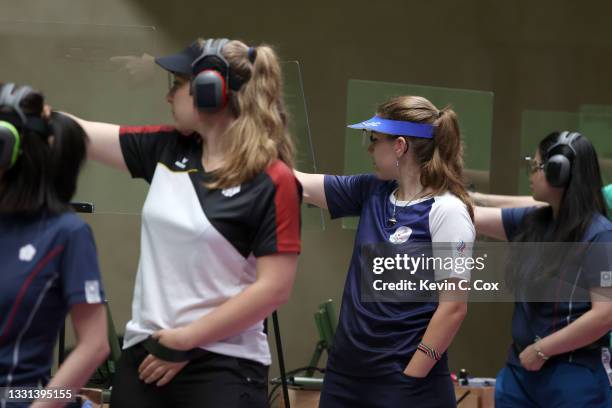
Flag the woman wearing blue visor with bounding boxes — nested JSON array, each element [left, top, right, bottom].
[[295, 95, 475, 407]]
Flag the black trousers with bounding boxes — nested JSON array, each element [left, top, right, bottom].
[[110, 342, 269, 408]]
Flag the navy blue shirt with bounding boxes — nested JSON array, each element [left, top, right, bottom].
[[0, 212, 105, 388], [502, 207, 612, 370], [324, 174, 475, 377]]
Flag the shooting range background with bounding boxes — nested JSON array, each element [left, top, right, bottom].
[[1, 0, 612, 382]]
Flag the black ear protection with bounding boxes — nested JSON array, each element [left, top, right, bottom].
[[0, 83, 51, 171], [190, 38, 249, 113], [543, 131, 580, 188]]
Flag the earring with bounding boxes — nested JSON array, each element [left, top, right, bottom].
[[396, 160, 399, 167]]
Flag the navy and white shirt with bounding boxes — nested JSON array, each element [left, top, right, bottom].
[[118, 125, 301, 366], [324, 174, 475, 377], [0, 212, 105, 388], [502, 207, 612, 370]]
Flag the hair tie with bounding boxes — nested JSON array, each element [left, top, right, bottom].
[[437, 110, 444, 118], [247, 47, 257, 63]]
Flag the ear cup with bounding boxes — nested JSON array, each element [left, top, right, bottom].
[[0, 84, 32, 124], [191, 70, 227, 112], [544, 155, 571, 187], [0, 120, 20, 170], [543, 132, 580, 188], [191, 38, 230, 112]]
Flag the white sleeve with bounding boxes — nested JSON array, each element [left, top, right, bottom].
[[429, 195, 476, 281]]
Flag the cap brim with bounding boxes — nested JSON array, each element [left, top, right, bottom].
[[347, 116, 384, 132], [155, 54, 193, 75], [347, 122, 373, 130]]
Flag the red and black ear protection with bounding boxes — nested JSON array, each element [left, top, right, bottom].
[[190, 38, 249, 113]]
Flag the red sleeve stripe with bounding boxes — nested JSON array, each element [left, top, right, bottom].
[[119, 125, 176, 135], [265, 161, 301, 253]]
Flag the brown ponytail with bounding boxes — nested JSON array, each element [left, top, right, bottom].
[[377, 96, 474, 220]]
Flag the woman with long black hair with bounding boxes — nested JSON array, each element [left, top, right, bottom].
[[0, 83, 109, 408], [474, 131, 612, 407]]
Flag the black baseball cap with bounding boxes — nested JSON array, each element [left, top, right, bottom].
[[155, 41, 201, 76], [156, 40, 251, 91]]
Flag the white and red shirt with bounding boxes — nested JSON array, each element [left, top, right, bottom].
[[119, 125, 301, 365]]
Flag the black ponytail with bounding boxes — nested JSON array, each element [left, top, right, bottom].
[[48, 111, 88, 204]]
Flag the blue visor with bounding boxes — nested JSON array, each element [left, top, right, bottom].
[[347, 115, 435, 139]]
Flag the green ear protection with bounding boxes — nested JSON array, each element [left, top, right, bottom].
[[0, 83, 50, 171], [0, 120, 20, 170]]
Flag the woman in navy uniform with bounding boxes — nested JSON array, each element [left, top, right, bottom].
[[296, 95, 475, 407], [0, 83, 109, 408], [474, 131, 612, 407]]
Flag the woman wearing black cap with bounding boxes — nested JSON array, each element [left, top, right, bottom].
[[66, 38, 301, 407], [0, 83, 109, 408], [295, 95, 474, 407]]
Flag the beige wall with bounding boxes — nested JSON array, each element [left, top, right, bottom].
[[3, 0, 612, 380]]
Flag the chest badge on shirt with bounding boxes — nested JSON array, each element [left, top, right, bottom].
[[389, 226, 412, 244], [174, 157, 189, 169], [19, 244, 36, 262], [601, 271, 612, 287], [221, 185, 241, 197]]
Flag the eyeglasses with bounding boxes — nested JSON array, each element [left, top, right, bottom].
[[364, 130, 396, 144], [525, 156, 545, 174], [364, 130, 380, 144]]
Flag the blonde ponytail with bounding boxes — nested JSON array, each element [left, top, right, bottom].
[[201, 39, 295, 189], [377, 96, 474, 220]]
